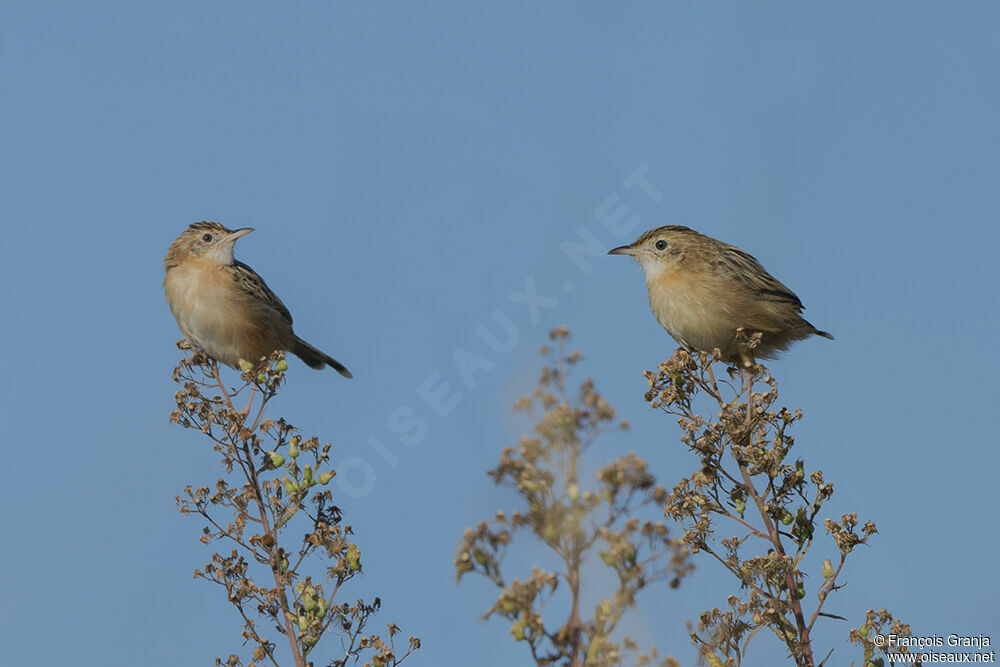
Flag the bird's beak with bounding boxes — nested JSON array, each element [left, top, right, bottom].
[[220, 228, 254, 245], [608, 244, 637, 256]]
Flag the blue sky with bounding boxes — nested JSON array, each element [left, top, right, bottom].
[[2, 2, 998, 665]]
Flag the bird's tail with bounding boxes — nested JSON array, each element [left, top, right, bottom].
[[291, 336, 353, 378], [803, 318, 834, 340], [813, 325, 835, 340]]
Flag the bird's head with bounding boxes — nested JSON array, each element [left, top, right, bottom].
[[608, 225, 700, 278], [164, 222, 254, 269]]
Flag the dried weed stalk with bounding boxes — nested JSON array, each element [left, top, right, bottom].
[[645, 348, 917, 667], [170, 342, 419, 667], [456, 328, 692, 667]]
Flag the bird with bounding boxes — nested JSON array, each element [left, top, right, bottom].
[[609, 225, 832, 366], [163, 221, 352, 378]]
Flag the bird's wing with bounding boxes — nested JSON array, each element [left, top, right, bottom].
[[713, 246, 805, 311], [232, 260, 294, 325]]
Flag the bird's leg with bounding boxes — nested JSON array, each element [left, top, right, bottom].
[[735, 329, 763, 429], [241, 385, 258, 417], [206, 358, 257, 422], [208, 360, 237, 414], [741, 354, 755, 430]]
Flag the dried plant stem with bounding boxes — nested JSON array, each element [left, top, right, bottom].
[[457, 328, 690, 667], [172, 345, 419, 666], [738, 368, 813, 665], [737, 458, 813, 665], [647, 349, 907, 666], [206, 366, 306, 667]]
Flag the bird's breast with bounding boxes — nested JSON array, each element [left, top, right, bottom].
[[644, 269, 739, 353], [164, 261, 268, 363]]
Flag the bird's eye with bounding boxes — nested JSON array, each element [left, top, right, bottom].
[[654, 239, 669, 251], [202, 233, 213, 242]]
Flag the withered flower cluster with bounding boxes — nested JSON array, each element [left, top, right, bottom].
[[644, 349, 917, 667], [170, 342, 419, 667], [456, 328, 692, 667]]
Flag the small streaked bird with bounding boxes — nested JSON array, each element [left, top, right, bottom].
[[609, 225, 832, 365], [163, 222, 352, 377]]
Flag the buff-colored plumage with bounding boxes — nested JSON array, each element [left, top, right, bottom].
[[609, 225, 832, 364], [163, 222, 352, 377]]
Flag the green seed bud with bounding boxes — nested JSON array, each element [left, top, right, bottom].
[[567, 483, 579, 502], [268, 451, 285, 468], [705, 652, 725, 667], [297, 615, 308, 633], [276, 359, 288, 372], [239, 359, 254, 372], [782, 511, 794, 526], [317, 472, 335, 485], [303, 466, 313, 486], [501, 599, 516, 614], [347, 544, 361, 571], [822, 559, 834, 579], [859, 624, 869, 639], [510, 623, 525, 641], [257, 373, 267, 384], [288, 437, 300, 459]]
